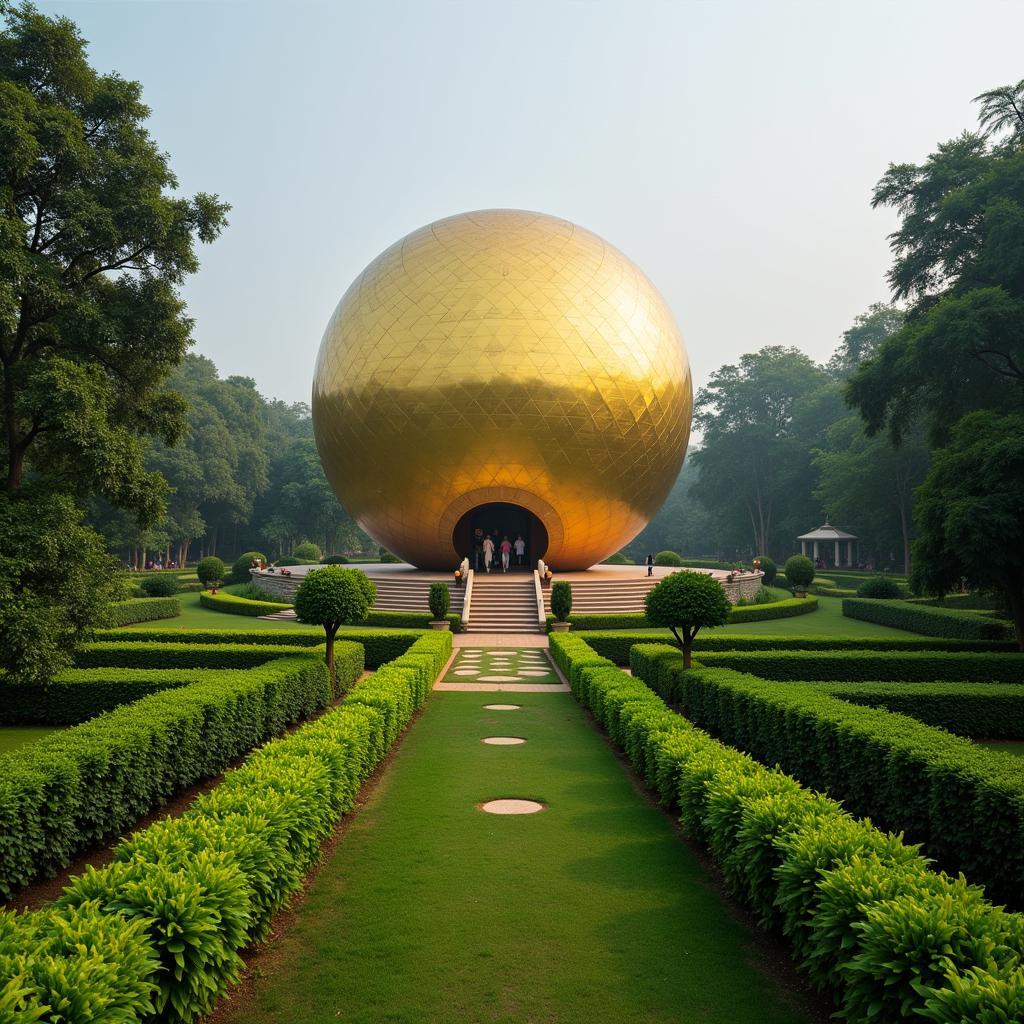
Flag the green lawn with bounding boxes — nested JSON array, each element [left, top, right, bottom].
[[220, 690, 811, 1024], [978, 740, 1024, 757], [0, 725, 64, 754]]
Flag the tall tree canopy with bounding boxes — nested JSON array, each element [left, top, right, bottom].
[[0, 2, 227, 520], [846, 88, 1024, 443]]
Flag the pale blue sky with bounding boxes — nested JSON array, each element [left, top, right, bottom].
[[43, 1, 1024, 404]]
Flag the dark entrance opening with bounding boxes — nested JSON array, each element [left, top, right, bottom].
[[452, 503, 548, 572]]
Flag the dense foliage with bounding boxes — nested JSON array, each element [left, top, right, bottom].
[[783, 554, 814, 589], [196, 555, 225, 589], [644, 570, 731, 667], [855, 576, 903, 599], [428, 581, 450, 620], [550, 580, 572, 621]]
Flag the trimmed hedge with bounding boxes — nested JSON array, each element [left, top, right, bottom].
[[73, 641, 314, 670], [0, 669, 209, 725], [577, 631, 1018, 666], [362, 609, 463, 632], [1, 632, 450, 1022], [844, 597, 1015, 641], [550, 632, 1024, 1022], [0, 648, 355, 900], [107, 597, 181, 627], [199, 590, 291, 617], [90, 627, 425, 668], [693, 649, 1024, 683], [543, 595, 817, 633], [630, 645, 1024, 907]]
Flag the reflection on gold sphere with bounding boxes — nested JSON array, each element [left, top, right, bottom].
[[312, 209, 691, 570]]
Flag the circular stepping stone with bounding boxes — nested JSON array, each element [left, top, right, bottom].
[[478, 675, 520, 682], [519, 669, 553, 677], [487, 650, 508, 655], [453, 669, 479, 675], [480, 799, 546, 815], [484, 704, 520, 710], [481, 736, 526, 745]]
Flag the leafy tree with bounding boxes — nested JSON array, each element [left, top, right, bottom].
[[0, 4, 227, 516], [293, 541, 322, 561], [692, 346, 840, 558], [847, 87, 1024, 444], [783, 554, 815, 591], [754, 555, 776, 586], [644, 570, 731, 668], [294, 567, 375, 692], [910, 411, 1024, 649], [196, 555, 225, 590], [826, 304, 905, 381], [0, 488, 124, 684]]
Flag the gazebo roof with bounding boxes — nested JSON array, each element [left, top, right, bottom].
[[798, 520, 857, 541]]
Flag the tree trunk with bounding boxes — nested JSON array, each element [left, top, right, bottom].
[[682, 641, 692, 670]]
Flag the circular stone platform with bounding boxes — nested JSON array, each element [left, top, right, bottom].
[[480, 799, 546, 814]]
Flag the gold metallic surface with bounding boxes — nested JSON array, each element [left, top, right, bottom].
[[312, 209, 691, 570]]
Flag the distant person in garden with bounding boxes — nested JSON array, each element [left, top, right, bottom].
[[514, 534, 526, 565], [483, 533, 495, 572], [646, 553, 654, 577], [500, 536, 512, 571]]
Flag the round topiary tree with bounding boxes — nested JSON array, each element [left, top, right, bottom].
[[654, 550, 684, 567], [140, 573, 179, 597], [754, 555, 777, 586], [783, 554, 815, 595], [428, 581, 451, 625], [229, 550, 267, 585], [550, 580, 573, 627], [856, 576, 903, 600], [294, 567, 375, 693], [293, 541, 322, 562], [196, 556, 226, 592], [322, 554, 349, 564], [644, 570, 731, 668], [603, 552, 632, 565]]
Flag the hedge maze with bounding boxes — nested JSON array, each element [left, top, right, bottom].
[[551, 630, 1024, 1021]]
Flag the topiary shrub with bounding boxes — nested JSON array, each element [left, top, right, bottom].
[[654, 550, 683, 567], [856, 576, 903, 600], [754, 555, 776, 586], [294, 568, 375, 694], [139, 573, 179, 597], [428, 582, 450, 620], [644, 570, 731, 668], [229, 550, 266, 585], [378, 551, 401, 563], [783, 554, 815, 592], [197, 556, 226, 591], [551, 581, 573, 622], [293, 541, 322, 561], [322, 554, 348, 564]]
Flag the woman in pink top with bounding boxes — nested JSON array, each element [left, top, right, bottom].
[[500, 536, 512, 572]]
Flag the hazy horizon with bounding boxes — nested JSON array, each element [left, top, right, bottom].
[[41, 0, 1024, 406]]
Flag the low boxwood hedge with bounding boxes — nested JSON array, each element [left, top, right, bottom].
[[90, 628, 426, 668], [577, 631, 1018, 666], [628, 644, 1024, 907], [362, 609, 463, 632], [543, 595, 817, 633], [844, 596, 1015, 640], [199, 590, 291, 617], [549, 632, 1024, 1022], [0, 647, 359, 900], [693, 649, 1024, 683], [107, 597, 181, 627], [0, 669, 210, 725], [1, 632, 451, 1021], [73, 641, 311, 670]]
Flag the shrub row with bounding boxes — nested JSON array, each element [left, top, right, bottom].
[[0, 648, 356, 901], [90, 628, 425, 668], [0, 669, 209, 725], [199, 589, 292, 617], [815, 681, 1024, 739], [909, 593, 1004, 611], [106, 596, 181, 627], [629, 643, 1024, 907], [549, 633, 1024, 1022], [362, 609, 463, 632], [577, 631, 1017, 666], [693, 648, 1024, 683], [542, 595, 817, 633], [0, 632, 450, 1022], [844, 597, 1015, 640], [73, 641, 312, 670]]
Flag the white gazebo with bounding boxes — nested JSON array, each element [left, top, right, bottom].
[[798, 521, 857, 568]]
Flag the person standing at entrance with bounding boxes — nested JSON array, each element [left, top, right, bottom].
[[473, 528, 484, 570], [482, 534, 495, 572], [514, 534, 526, 565], [646, 553, 654, 577], [500, 536, 512, 572]]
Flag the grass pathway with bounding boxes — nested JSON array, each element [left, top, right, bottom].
[[216, 688, 812, 1023]]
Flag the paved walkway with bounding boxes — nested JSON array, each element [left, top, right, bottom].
[[435, 646, 569, 692]]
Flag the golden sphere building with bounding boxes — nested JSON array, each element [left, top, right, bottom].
[[311, 209, 691, 570]]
